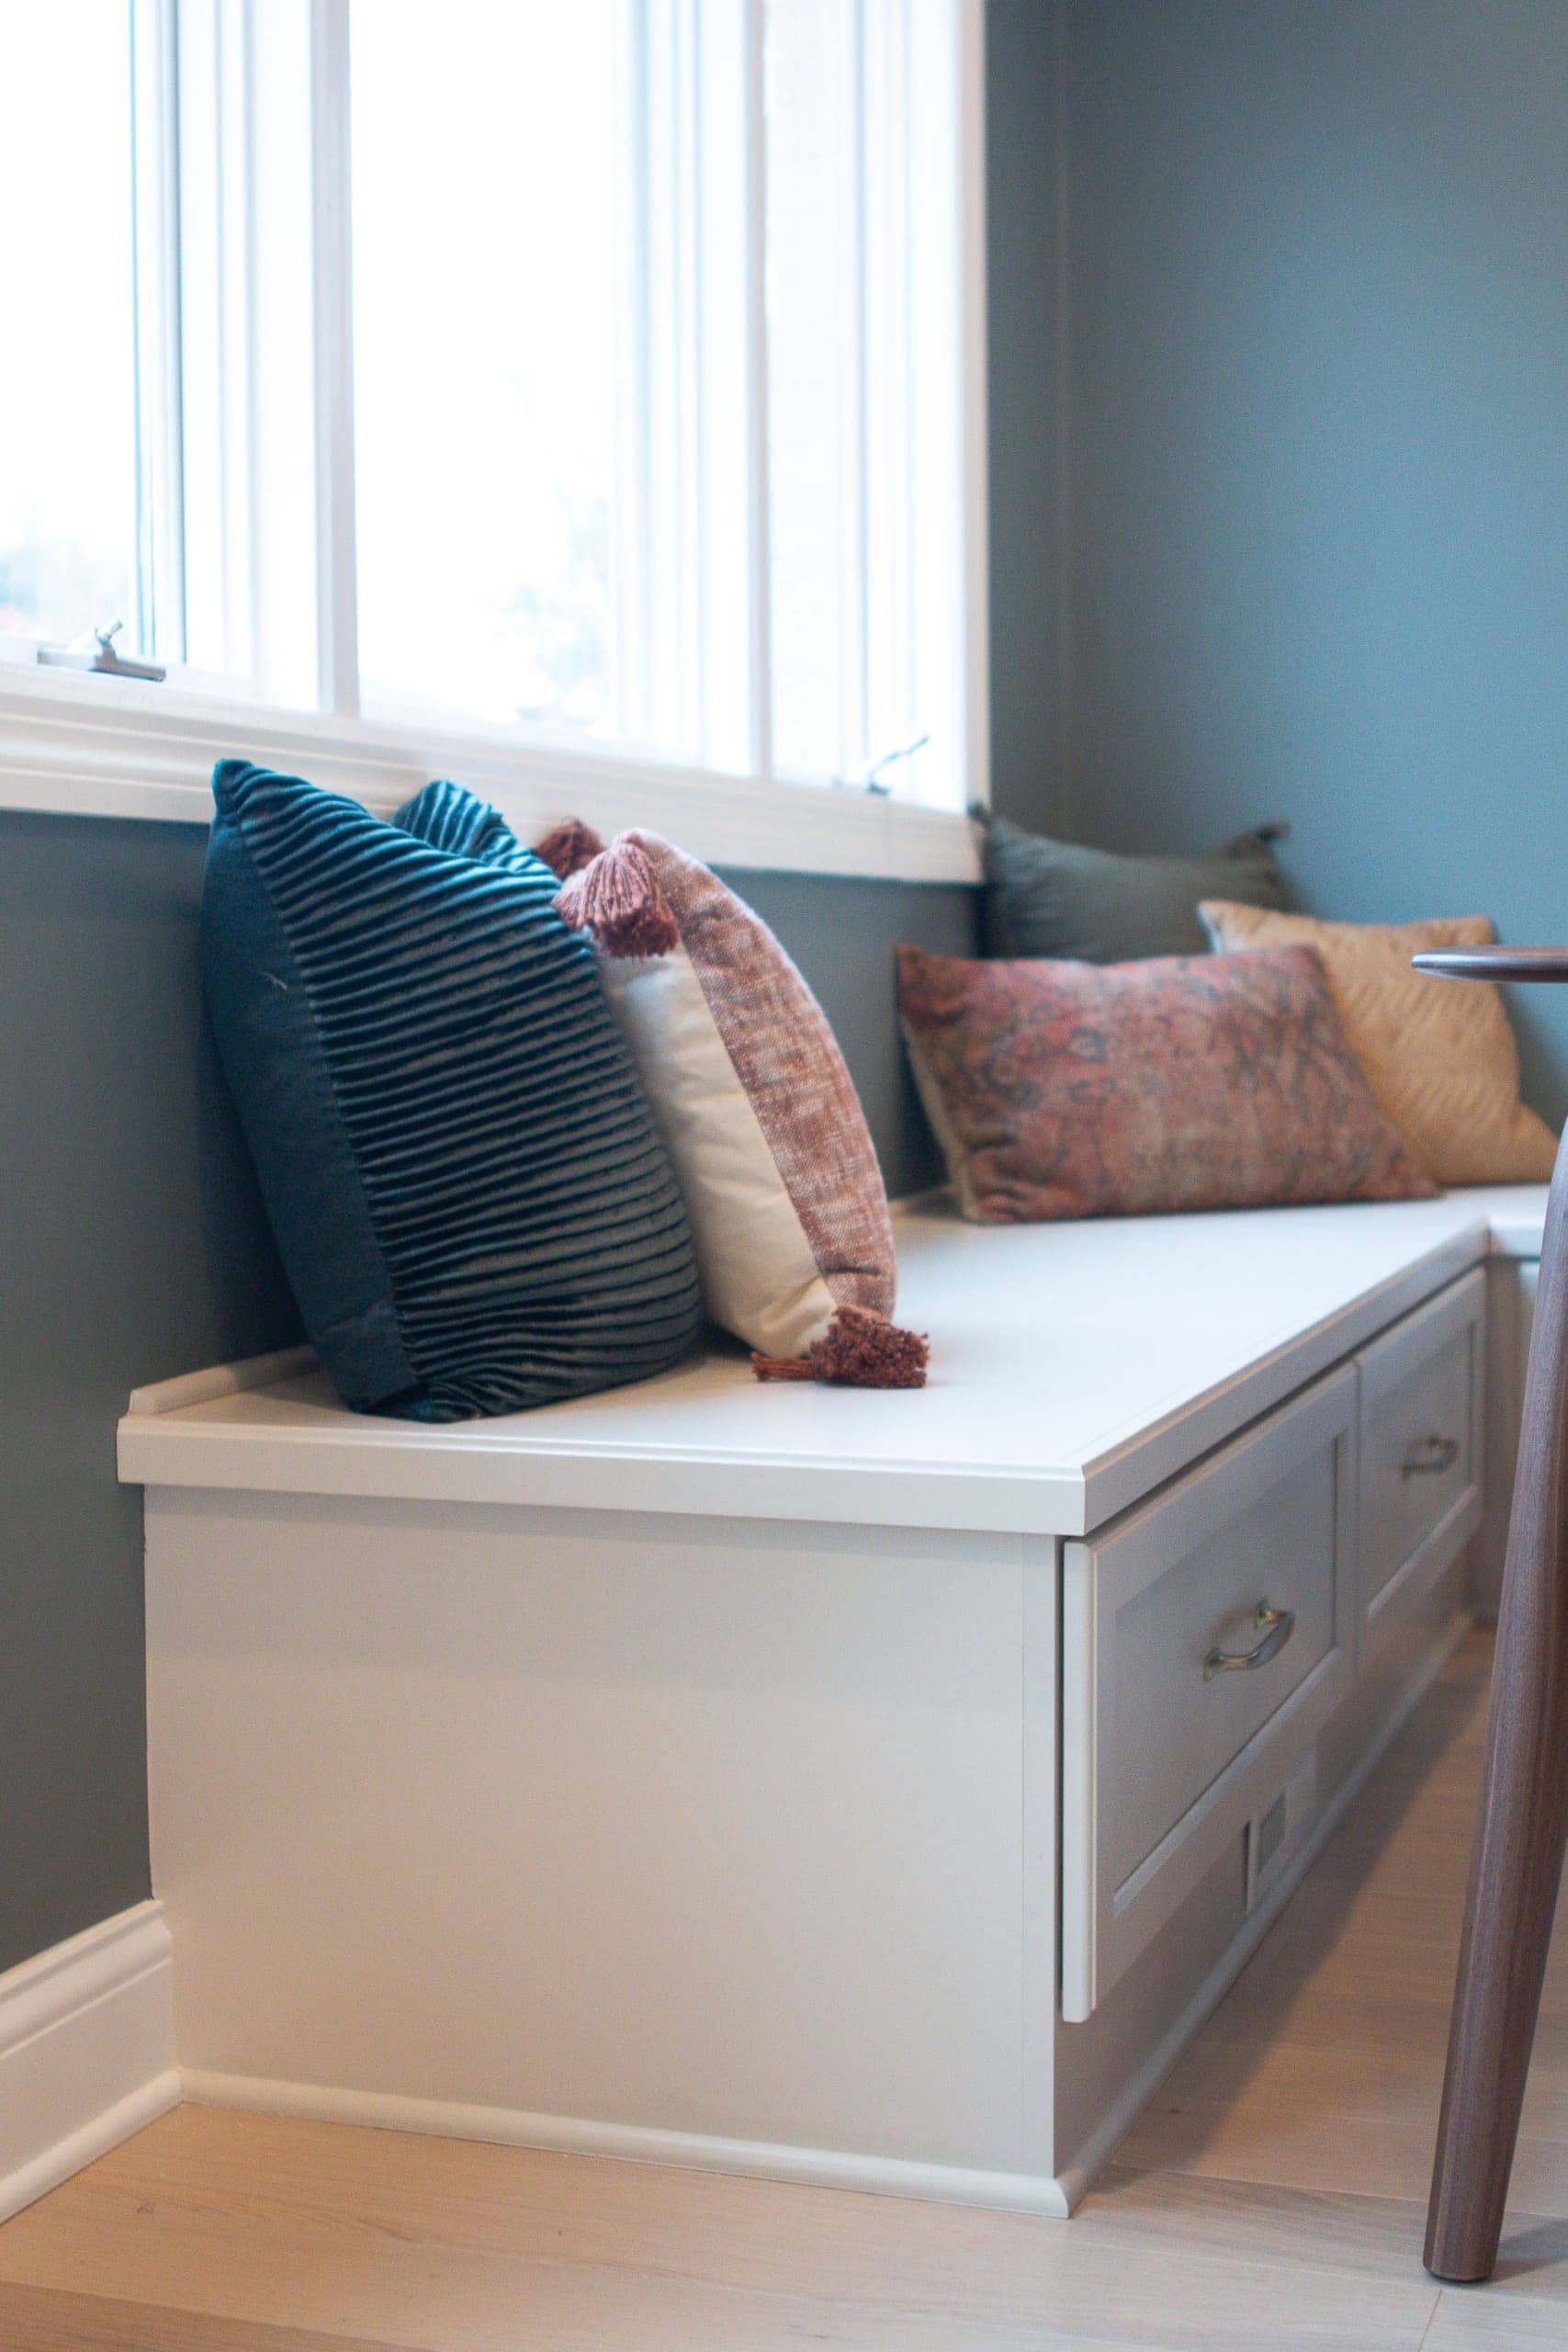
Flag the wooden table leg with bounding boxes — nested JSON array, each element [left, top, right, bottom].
[[1426, 1121, 1568, 2281]]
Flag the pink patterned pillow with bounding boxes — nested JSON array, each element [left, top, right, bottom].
[[539, 823, 927, 1385], [897, 943, 1437, 1223]]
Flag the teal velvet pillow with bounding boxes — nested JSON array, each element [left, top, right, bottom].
[[202, 761, 703, 1420], [977, 812, 1289, 962]]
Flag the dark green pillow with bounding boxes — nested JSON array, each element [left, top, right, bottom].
[[202, 762, 703, 1420], [977, 812, 1289, 962]]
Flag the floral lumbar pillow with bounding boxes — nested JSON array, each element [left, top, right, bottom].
[[1198, 903, 1558, 1187], [538, 821, 928, 1386], [898, 941, 1436, 1223]]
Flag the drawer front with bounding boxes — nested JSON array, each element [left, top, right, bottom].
[[1357, 1270, 1484, 1652], [1062, 1363, 1356, 2021], [1475, 1257, 1537, 1619]]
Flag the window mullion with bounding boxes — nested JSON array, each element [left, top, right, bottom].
[[743, 0, 773, 786], [674, 0, 703, 760], [612, 0, 652, 746], [130, 0, 186, 663], [638, 0, 703, 761], [174, 0, 252, 679], [690, 0, 753, 778], [861, 0, 913, 792], [958, 0, 990, 817], [310, 0, 359, 717], [897, 0, 984, 813], [841, 0, 869, 786]]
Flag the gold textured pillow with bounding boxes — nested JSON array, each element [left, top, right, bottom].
[[1197, 903, 1558, 1185]]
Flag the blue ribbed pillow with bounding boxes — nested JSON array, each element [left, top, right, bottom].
[[201, 759, 703, 1419]]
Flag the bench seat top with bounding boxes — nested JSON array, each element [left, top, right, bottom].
[[118, 1187, 1549, 1539]]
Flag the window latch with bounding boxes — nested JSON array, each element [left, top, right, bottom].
[[834, 734, 931, 797], [38, 621, 166, 684]]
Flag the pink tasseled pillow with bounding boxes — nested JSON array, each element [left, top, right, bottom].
[[897, 941, 1437, 1223], [537, 821, 927, 1387]]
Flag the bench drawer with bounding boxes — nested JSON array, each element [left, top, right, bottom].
[[1062, 1363, 1357, 2021], [1357, 1270, 1484, 1657]]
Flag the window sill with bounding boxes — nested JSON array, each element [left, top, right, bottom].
[[0, 670, 983, 886]]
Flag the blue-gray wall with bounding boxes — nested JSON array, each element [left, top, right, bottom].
[[0, 808, 973, 1973], [0, 814, 299, 1971], [1055, 0, 1568, 1122]]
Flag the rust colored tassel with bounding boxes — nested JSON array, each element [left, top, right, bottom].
[[753, 1306, 929, 1389], [555, 835, 681, 959], [535, 818, 605, 880]]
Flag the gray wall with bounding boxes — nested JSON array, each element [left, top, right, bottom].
[[986, 0, 1068, 829], [733, 872, 977, 1193], [0, 813, 299, 1972], [1054, 0, 1568, 1123], [0, 808, 974, 1972]]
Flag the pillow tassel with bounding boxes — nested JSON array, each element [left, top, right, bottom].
[[555, 836, 681, 959], [535, 818, 605, 880], [752, 1306, 929, 1389]]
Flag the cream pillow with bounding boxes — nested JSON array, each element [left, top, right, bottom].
[[1197, 903, 1558, 1186], [538, 822, 929, 1386]]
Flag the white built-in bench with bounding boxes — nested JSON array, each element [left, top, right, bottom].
[[118, 1185, 1547, 2215]]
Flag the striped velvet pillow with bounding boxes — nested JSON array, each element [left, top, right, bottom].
[[201, 761, 702, 1420]]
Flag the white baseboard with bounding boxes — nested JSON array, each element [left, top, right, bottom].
[[0, 1901, 180, 2226], [179, 2071, 1072, 2218]]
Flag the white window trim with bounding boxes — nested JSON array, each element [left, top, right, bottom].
[[0, 665, 981, 881], [0, 0, 987, 887]]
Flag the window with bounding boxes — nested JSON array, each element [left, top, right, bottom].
[[0, 5, 140, 647], [0, 0, 984, 825], [351, 2, 626, 741], [762, 0, 974, 806]]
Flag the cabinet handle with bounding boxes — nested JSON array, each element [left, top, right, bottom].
[[1203, 1600, 1296, 1681], [1403, 1434, 1460, 1478]]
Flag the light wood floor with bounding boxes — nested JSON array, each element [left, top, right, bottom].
[[5, 1631, 1567, 2349]]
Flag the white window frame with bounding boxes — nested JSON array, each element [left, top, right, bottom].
[[0, 0, 987, 883]]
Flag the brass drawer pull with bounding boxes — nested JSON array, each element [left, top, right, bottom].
[[1203, 1600, 1296, 1681], [1403, 1434, 1460, 1478]]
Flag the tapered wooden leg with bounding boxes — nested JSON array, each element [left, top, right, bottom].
[[1427, 1125, 1568, 2282]]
